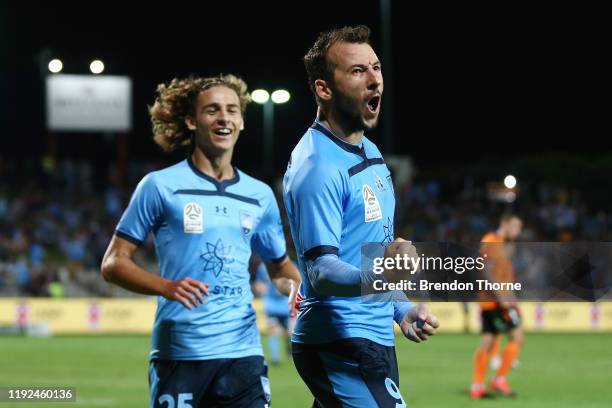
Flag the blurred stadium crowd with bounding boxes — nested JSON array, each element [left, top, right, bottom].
[[1, 156, 610, 297]]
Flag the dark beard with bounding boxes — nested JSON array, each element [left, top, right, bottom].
[[333, 88, 378, 133]]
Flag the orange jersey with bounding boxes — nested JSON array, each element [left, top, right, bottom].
[[479, 232, 515, 310]]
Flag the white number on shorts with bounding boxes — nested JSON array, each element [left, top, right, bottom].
[[158, 393, 193, 408], [385, 378, 407, 408]]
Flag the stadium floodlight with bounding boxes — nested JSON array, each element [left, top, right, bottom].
[[48, 59, 63, 73], [251, 89, 270, 104], [504, 174, 517, 189], [271, 89, 290, 104], [251, 87, 291, 177], [89, 59, 105, 74]]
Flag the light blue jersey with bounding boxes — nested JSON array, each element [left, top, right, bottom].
[[116, 158, 286, 360], [283, 121, 400, 346], [255, 262, 290, 317]]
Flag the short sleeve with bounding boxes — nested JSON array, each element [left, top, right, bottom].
[[291, 160, 345, 261], [115, 173, 164, 246], [251, 190, 287, 262]]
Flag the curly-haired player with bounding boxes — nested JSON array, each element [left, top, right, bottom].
[[101, 74, 300, 408]]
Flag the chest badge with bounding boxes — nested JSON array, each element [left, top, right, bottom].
[[184, 202, 203, 233], [362, 184, 383, 223], [373, 171, 386, 192], [240, 210, 254, 235]]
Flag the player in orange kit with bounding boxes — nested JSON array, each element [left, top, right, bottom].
[[471, 213, 524, 399]]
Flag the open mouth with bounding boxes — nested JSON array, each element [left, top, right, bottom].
[[213, 128, 232, 136], [367, 95, 381, 113]]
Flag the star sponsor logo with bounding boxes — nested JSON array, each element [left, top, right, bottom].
[[200, 238, 235, 281], [383, 217, 394, 243]]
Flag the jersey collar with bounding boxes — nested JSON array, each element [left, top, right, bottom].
[[311, 120, 366, 158], [187, 157, 240, 192]]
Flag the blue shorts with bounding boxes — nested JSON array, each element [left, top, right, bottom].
[[292, 338, 407, 408], [148, 356, 270, 408]]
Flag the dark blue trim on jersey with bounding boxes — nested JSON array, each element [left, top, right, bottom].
[[312, 121, 363, 155], [311, 121, 386, 178], [270, 252, 288, 263], [348, 158, 385, 177], [114, 230, 144, 246], [187, 158, 241, 191], [304, 245, 339, 261], [174, 189, 261, 206], [225, 192, 260, 206]]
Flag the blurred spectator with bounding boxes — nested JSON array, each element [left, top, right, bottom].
[[0, 157, 610, 298]]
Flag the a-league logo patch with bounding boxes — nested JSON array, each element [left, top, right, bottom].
[[183, 202, 203, 233], [362, 184, 383, 223], [239, 210, 254, 235]]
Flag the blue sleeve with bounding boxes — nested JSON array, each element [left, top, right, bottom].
[[115, 174, 164, 246], [291, 160, 345, 260], [308, 254, 414, 312], [308, 254, 380, 297], [251, 190, 286, 262]]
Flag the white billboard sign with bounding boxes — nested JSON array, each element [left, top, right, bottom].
[[46, 74, 132, 132]]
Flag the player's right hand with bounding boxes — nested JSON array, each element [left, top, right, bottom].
[[382, 237, 419, 282], [162, 277, 209, 310]]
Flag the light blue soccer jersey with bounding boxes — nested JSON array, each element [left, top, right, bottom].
[[115, 158, 286, 360], [283, 121, 398, 346], [255, 261, 290, 317]]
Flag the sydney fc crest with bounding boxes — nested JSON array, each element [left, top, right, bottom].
[[373, 171, 386, 192], [239, 210, 254, 235]]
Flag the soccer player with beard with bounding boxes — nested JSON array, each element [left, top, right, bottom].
[[101, 74, 300, 408], [283, 26, 440, 407]]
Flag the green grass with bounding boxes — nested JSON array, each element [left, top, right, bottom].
[[0, 333, 611, 407]]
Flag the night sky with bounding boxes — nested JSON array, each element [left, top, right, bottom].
[[3, 1, 610, 178]]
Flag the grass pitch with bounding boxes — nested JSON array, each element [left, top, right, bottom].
[[0, 333, 610, 407]]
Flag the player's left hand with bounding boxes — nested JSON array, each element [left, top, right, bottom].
[[288, 280, 299, 317], [400, 303, 440, 343]]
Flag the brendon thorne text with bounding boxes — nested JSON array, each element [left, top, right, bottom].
[[373, 279, 522, 292]]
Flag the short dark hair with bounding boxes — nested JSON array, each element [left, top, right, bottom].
[[303, 25, 372, 103]]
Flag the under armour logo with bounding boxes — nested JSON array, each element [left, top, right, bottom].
[[215, 205, 228, 216]]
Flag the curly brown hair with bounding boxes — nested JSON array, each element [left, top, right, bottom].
[[149, 74, 251, 152]]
